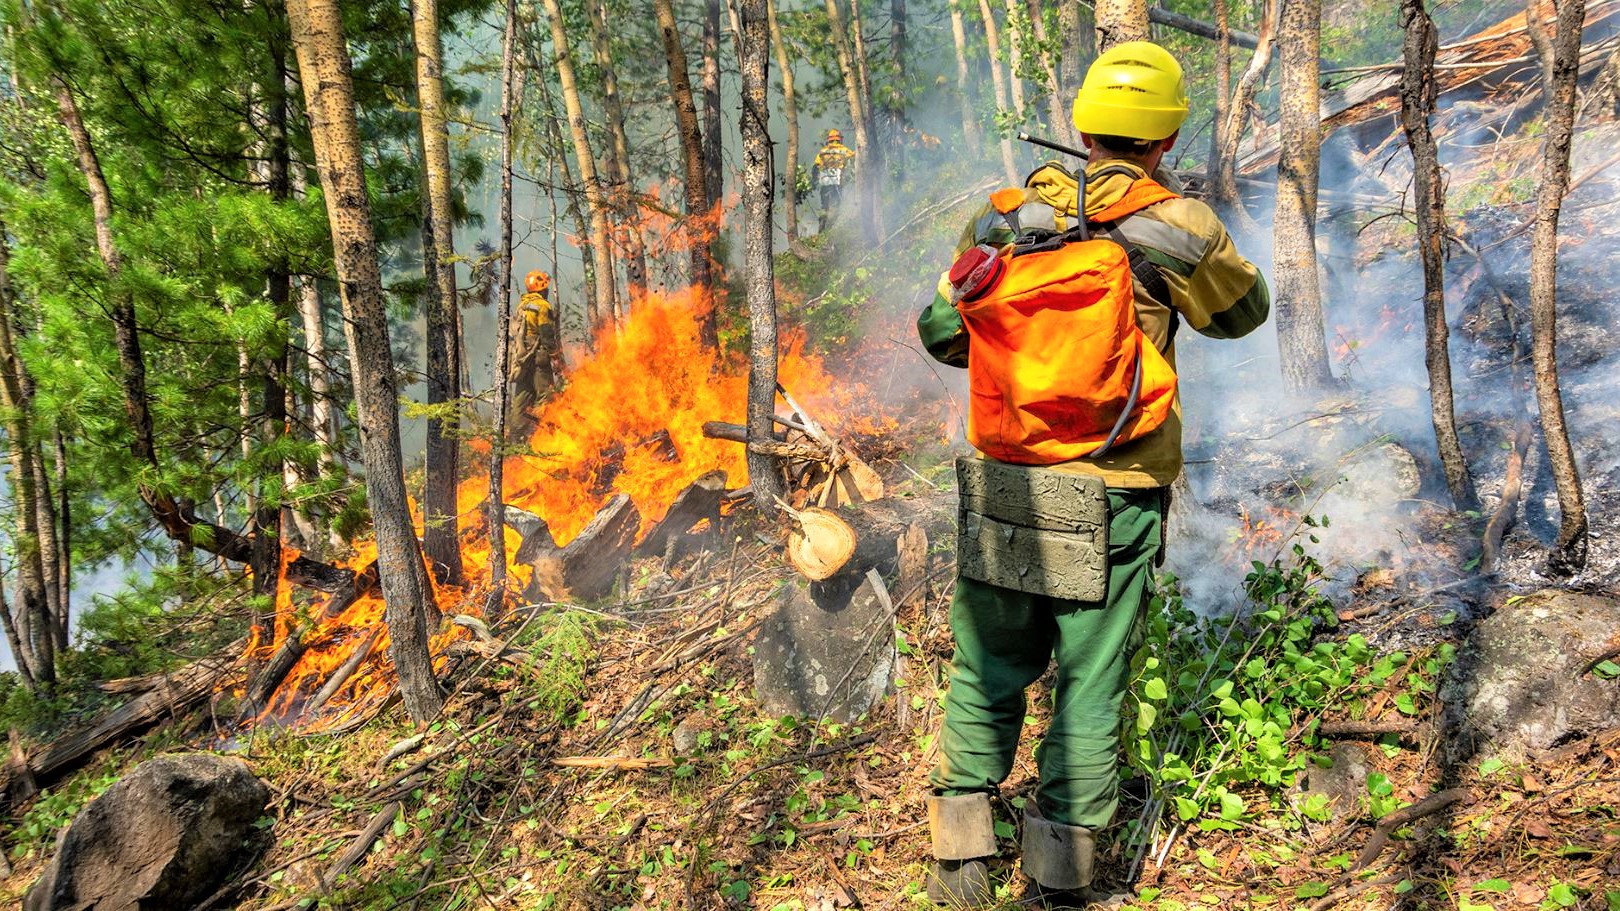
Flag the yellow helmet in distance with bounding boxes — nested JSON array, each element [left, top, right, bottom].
[[1071, 41, 1189, 141]]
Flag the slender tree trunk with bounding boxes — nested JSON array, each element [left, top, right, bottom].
[[540, 0, 618, 336], [411, 0, 463, 586], [589, 0, 649, 299], [823, 0, 880, 241], [55, 79, 255, 564], [527, 47, 598, 339], [1213, 0, 1278, 221], [767, 0, 801, 243], [1057, 2, 1089, 149], [0, 573, 36, 690], [1400, 0, 1478, 513], [13, 325, 64, 650], [1272, 0, 1333, 392], [702, 0, 725, 212], [287, 0, 443, 722], [292, 162, 340, 494], [489, 0, 516, 612], [975, 0, 1020, 184], [655, 0, 718, 330], [1095, 0, 1149, 49], [739, 0, 784, 511], [848, 0, 885, 237], [0, 230, 52, 686], [1528, 0, 1588, 572], [1002, 0, 1027, 119], [1208, 0, 1231, 186], [949, 0, 984, 157], [1028, 0, 1064, 141]]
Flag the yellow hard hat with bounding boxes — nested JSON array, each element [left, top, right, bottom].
[[1071, 41, 1189, 141]]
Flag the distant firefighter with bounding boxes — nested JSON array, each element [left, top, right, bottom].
[[812, 128, 856, 231], [509, 269, 562, 440]]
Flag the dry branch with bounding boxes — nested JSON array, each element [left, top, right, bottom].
[[1481, 424, 1532, 573], [552, 755, 674, 770], [323, 801, 401, 887], [1352, 788, 1468, 870]]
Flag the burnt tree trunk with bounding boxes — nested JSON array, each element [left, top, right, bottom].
[[411, 0, 464, 586], [1273, 0, 1334, 392], [703, 0, 724, 210], [489, 0, 518, 612], [741, 0, 786, 513], [287, 0, 444, 722], [1094, 0, 1148, 50], [1528, 0, 1589, 572], [1400, 0, 1478, 513]]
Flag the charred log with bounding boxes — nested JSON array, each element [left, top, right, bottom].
[[525, 494, 641, 602], [636, 470, 727, 558]]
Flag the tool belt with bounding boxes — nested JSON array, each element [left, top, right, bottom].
[[955, 456, 1109, 602]]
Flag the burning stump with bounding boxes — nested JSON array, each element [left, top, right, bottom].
[[512, 494, 642, 603]]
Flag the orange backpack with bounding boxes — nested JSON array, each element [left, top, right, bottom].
[[949, 174, 1179, 466]]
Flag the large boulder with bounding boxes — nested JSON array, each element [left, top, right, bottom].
[[1448, 590, 1620, 760], [26, 753, 270, 911]]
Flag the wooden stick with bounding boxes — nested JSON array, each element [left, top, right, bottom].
[[302, 626, 380, 718], [323, 801, 402, 887], [1319, 719, 1417, 738], [552, 756, 674, 770], [1352, 788, 1468, 870], [1481, 424, 1532, 574]]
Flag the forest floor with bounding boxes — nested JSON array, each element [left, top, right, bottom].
[[4, 451, 1618, 911]]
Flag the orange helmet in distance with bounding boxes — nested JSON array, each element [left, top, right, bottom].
[[525, 270, 551, 294], [826, 129, 843, 143]]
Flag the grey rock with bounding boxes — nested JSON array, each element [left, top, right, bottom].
[[1448, 590, 1620, 760], [1301, 742, 1372, 820], [26, 753, 270, 911], [754, 573, 896, 722]]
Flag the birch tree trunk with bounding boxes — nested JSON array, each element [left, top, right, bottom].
[[411, 0, 463, 585], [286, 0, 444, 722], [540, 0, 618, 335], [1399, 0, 1478, 513], [489, 0, 517, 610], [589, 0, 649, 298], [739, 0, 784, 511], [654, 0, 718, 342], [949, 1, 984, 157], [767, 0, 801, 242], [1528, 0, 1588, 572], [1212, 0, 1278, 221], [1272, 0, 1334, 392], [1029, 0, 1066, 142], [1095, 0, 1149, 50], [1057, 2, 1090, 149], [1002, 0, 1027, 120], [975, 0, 1020, 184]]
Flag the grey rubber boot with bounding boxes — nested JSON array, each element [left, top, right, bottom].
[[925, 793, 997, 907], [1021, 803, 1096, 909]]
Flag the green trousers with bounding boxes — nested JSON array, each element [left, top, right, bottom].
[[930, 487, 1164, 831]]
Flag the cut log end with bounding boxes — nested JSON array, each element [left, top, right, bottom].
[[786, 508, 858, 581]]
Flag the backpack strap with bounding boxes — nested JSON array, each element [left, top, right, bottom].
[[1090, 177, 1180, 223]]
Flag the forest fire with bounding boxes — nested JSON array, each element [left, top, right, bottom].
[[241, 287, 885, 730]]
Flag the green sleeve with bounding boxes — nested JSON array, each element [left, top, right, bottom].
[[918, 273, 968, 367]]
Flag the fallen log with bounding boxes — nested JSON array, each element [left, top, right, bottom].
[[635, 470, 728, 557], [302, 626, 381, 718], [324, 801, 402, 887], [785, 506, 859, 581], [5, 642, 244, 801], [285, 556, 354, 592], [525, 494, 641, 602], [238, 561, 379, 719], [1149, 6, 1259, 49]]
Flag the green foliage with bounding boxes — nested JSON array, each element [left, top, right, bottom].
[[1125, 518, 1453, 833], [9, 764, 121, 861]]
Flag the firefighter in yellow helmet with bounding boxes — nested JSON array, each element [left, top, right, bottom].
[[812, 128, 856, 231], [509, 269, 561, 439], [917, 42, 1270, 908]]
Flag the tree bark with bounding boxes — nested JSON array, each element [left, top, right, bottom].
[[411, 0, 464, 586], [767, 0, 802, 242], [740, 0, 785, 513], [824, 0, 880, 241], [1029, 0, 1066, 143], [286, 0, 444, 722], [539, 0, 618, 336], [1095, 0, 1149, 50], [489, 0, 517, 612], [949, 1, 984, 157], [1002, 0, 1027, 120], [975, 0, 1020, 184], [0, 229, 52, 686], [703, 0, 725, 211], [1208, 0, 1231, 188], [1400, 0, 1478, 513], [588, 0, 649, 299], [1272, 0, 1334, 392], [1527, 0, 1588, 572], [654, 0, 717, 330]]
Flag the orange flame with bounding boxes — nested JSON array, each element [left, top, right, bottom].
[[244, 284, 871, 730]]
